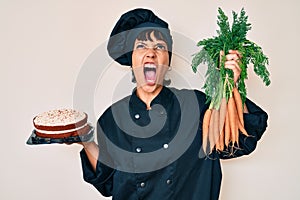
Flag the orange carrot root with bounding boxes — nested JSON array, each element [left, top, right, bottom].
[[218, 125, 225, 151], [238, 118, 249, 137], [224, 109, 230, 148], [212, 109, 220, 151], [233, 87, 244, 126], [219, 97, 227, 133], [202, 109, 212, 154], [228, 96, 239, 147], [208, 109, 216, 153], [202, 89, 247, 155], [235, 112, 240, 147]]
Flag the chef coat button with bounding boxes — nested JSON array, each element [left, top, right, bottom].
[[163, 143, 169, 149], [134, 114, 140, 119], [166, 179, 172, 185], [160, 111, 164, 115], [140, 182, 145, 187], [136, 147, 142, 153]]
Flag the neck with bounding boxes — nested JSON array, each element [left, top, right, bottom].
[[136, 85, 163, 110]]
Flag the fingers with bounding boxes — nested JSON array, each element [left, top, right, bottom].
[[225, 60, 241, 83], [223, 50, 242, 84], [226, 50, 241, 61], [220, 50, 241, 63], [228, 50, 242, 59]]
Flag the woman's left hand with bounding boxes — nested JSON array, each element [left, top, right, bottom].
[[222, 50, 242, 85]]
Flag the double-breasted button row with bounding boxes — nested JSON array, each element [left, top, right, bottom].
[[139, 179, 172, 188], [134, 109, 165, 120], [135, 143, 169, 153]]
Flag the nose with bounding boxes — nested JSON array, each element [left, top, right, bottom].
[[146, 48, 156, 58]]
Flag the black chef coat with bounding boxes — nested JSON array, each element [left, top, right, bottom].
[[80, 86, 268, 200]]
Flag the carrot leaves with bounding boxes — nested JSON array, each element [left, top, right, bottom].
[[192, 7, 270, 106]]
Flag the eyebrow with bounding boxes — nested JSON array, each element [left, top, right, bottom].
[[135, 41, 146, 45], [156, 42, 167, 46], [135, 41, 167, 46]]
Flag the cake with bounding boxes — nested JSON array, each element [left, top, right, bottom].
[[33, 108, 91, 139]]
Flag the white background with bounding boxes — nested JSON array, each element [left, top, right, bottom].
[[1, 0, 299, 199]]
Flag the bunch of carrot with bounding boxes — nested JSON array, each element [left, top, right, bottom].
[[202, 85, 249, 154], [192, 8, 270, 155]]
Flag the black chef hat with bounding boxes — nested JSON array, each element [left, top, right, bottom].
[[107, 8, 173, 66]]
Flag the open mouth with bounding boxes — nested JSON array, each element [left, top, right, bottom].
[[144, 63, 157, 85]]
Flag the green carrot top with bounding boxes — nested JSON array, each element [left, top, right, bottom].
[[191, 7, 270, 108]]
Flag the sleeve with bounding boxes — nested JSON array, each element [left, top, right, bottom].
[[218, 98, 269, 159], [80, 149, 115, 197], [80, 108, 117, 197]]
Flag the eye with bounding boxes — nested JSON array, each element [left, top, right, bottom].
[[155, 43, 167, 51], [135, 43, 146, 49]]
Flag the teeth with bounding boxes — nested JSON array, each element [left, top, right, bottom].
[[144, 63, 156, 69]]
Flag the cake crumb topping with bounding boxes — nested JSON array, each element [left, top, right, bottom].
[[34, 108, 86, 126]]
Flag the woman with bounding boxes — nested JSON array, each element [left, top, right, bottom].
[[78, 8, 268, 200]]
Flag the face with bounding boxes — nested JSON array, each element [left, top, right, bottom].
[[131, 31, 169, 95]]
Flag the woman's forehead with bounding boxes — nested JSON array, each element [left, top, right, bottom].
[[136, 30, 167, 41]]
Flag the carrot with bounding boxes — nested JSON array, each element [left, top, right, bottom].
[[208, 109, 216, 152], [214, 98, 226, 152], [215, 137, 221, 151], [228, 96, 238, 146], [202, 109, 212, 154], [238, 118, 249, 137], [212, 108, 220, 151], [233, 87, 244, 126], [218, 125, 225, 151], [235, 113, 240, 147], [219, 97, 227, 133], [224, 109, 231, 148]]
